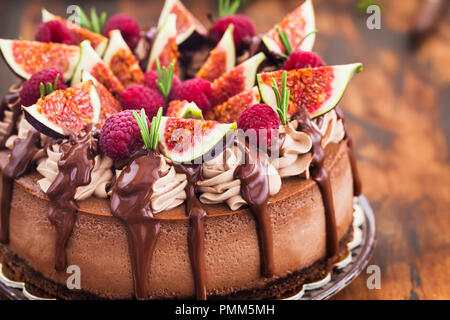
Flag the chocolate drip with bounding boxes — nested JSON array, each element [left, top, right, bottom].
[[0, 83, 23, 149], [46, 132, 97, 271], [234, 139, 274, 277], [0, 129, 41, 244], [110, 151, 162, 300], [173, 163, 208, 300], [294, 108, 339, 258], [335, 107, 362, 196]]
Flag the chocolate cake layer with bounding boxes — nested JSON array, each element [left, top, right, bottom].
[[0, 141, 353, 299]]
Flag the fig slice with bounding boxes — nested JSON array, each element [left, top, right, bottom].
[[41, 8, 108, 57], [209, 87, 260, 123], [23, 81, 101, 139], [211, 52, 265, 105], [72, 40, 125, 97], [262, 0, 316, 56], [257, 63, 363, 119], [0, 39, 80, 81], [82, 70, 122, 126], [166, 100, 203, 119], [147, 14, 180, 74], [196, 24, 235, 82], [158, 117, 237, 163], [158, 0, 207, 44], [102, 29, 144, 87]]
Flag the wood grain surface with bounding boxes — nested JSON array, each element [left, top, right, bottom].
[[0, 0, 449, 300]]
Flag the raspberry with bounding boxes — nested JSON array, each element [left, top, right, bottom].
[[283, 50, 325, 70], [121, 85, 166, 118], [35, 20, 77, 45], [210, 15, 256, 51], [19, 67, 67, 107], [103, 14, 141, 50], [170, 78, 212, 111], [237, 104, 280, 149], [100, 110, 147, 160], [143, 70, 181, 96]]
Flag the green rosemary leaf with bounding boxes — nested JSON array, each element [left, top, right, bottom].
[[219, 0, 240, 17], [46, 82, 53, 95], [151, 107, 163, 150], [276, 26, 292, 55], [227, 0, 240, 15], [53, 74, 60, 91], [357, 0, 382, 14], [90, 8, 101, 34], [78, 7, 92, 31], [148, 108, 156, 149], [294, 29, 318, 51], [156, 59, 175, 100], [271, 78, 282, 108], [271, 71, 289, 125], [140, 109, 152, 148], [133, 109, 151, 150], [39, 83, 45, 99], [99, 11, 108, 32]]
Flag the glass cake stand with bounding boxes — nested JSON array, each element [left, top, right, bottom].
[[0, 195, 376, 300]]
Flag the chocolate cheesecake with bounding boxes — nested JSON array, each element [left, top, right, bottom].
[[0, 0, 363, 300]]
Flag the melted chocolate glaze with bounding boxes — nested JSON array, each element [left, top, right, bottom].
[[294, 107, 339, 258], [234, 139, 275, 278], [0, 83, 22, 149], [46, 132, 97, 271], [110, 151, 162, 300], [0, 129, 41, 244], [335, 107, 362, 196], [173, 163, 208, 300]]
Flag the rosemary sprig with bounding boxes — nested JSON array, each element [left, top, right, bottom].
[[271, 71, 290, 126], [156, 58, 175, 100], [39, 74, 60, 98], [78, 6, 107, 34], [132, 107, 163, 151], [150, 107, 163, 150], [276, 26, 292, 58], [218, 0, 240, 17]]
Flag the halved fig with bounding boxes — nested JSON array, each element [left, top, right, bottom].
[[158, 0, 207, 44], [211, 87, 260, 123], [196, 24, 235, 82], [0, 39, 79, 81], [257, 63, 363, 118], [103, 29, 144, 87], [82, 70, 122, 125], [211, 52, 265, 105], [262, 0, 316, 55], [42, 8, 108, 56], [166, 100, 203, 119], [23, 81, 101, 138], [147, 14, 180, 74], [72, 40, 124, 97], [158, 117, 236, 163]]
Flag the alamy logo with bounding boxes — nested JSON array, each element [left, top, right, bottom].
[[66, 5, 81, 26], [366, 264, 381, 289], [366, 5, 381, 30], [66, 265, 81, 290]]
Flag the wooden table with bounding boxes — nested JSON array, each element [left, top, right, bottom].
[[0, 0, 449, 300]]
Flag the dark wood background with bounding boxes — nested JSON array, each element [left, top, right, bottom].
[[0, 0, 449, 300]]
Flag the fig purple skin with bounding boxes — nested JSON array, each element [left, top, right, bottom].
[[23, 109, 67, 139]]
